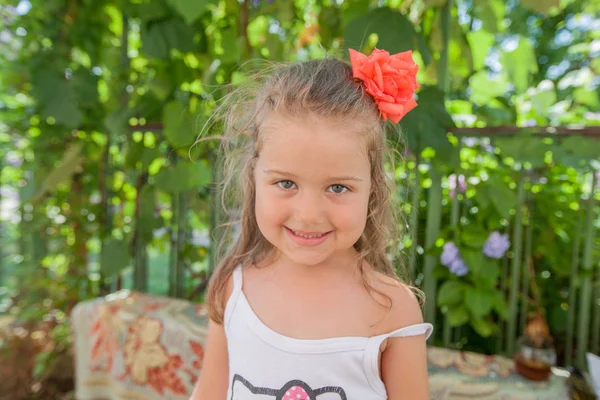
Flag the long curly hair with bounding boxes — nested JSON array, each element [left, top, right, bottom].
[[197, 57, 417, 324]]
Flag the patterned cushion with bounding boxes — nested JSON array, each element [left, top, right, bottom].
[[71, 291, 568, 400]]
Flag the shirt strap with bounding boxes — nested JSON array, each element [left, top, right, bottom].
[[232, 264, 243, 292], [224, 265, 244, 330], [383, 323, 434, 340], [363, 323, 434, 395]]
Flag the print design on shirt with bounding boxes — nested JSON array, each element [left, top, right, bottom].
[[231, 374, 348, 400]]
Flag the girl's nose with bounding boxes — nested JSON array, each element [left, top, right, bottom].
[[293, 192, 325, 225]]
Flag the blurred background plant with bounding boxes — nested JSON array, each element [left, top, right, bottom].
[[0, 0, 598, 398]]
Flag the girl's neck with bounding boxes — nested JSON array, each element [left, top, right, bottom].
[[259, 248, 363, 281]]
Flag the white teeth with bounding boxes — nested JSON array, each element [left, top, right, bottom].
[[293, 230, 324, 239]]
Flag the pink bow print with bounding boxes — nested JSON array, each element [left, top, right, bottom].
[[282, 386, 310, 400]]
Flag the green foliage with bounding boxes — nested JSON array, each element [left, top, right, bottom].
[[0, 0, 597, 389]]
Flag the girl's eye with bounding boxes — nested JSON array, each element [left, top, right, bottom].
[[277, 180, 296, 190], [328, 184, 348, 194]]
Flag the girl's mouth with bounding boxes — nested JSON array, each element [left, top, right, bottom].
[[285, 227, 332, 246]]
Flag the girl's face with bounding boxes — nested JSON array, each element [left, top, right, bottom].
[[254, 113, 372, 268]]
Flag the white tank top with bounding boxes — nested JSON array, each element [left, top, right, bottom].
[[224, 265, 433, 400]]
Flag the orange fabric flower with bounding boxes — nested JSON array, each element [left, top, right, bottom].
[[349, 48, 419, 124]]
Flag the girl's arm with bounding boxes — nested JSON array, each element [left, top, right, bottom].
[[189, 318, 230, 400], [190, 276, 233, 400], [379, 283, 431, 400], [381, 334, 430, 399]]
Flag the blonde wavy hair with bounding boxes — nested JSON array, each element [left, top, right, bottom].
[[198, 57, 416, 324]]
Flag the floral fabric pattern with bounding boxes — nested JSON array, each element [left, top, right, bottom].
[[72, 290, 209, 399], [72, 291, 567, 400]]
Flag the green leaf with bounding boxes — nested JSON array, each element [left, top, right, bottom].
[[530, 81, 557, 118], [486, 177, 518, 217], [465, 288, 495, 318], [556, 136, 600, 162], [573, 87, 599, 109], [220, 25, 241, 64], [448, 18, 473, 82], [141, 18, 196, 59], [473, 0, 505, 33], [467, 30, 494, 71], [502, 36, 538, 92], [105, 107, 137, 137], [163, 101, 201, 149], [342, 0, 370, 29], [401, 86, 455, 162], [520, 0, 560, 13], [447, 305, 469, 326], [31, 143, 84, 202], [460, 227, 489, 249], [492, 290, 508, 320], [154, 160, 211, 193], [460, 249, 484, 276], [475, 260, 500, 289], [423, 0, 447, 5], [137, 1, 170, 22], [469, 70, 508, 105], [495, 136, 549, 168], [138, 186, 161, 243], [33, 351, 53, 379], [471, 316, 494, 337], [166, 0, 215, 25], [101, 238, 130, 278], [319, 6, 342, 49], [31, 70, 82, 128], [343, 8, 431, 64], [72, 69, 99, 108], [475, 99, 516, 125], [437, 280, 468, 306]]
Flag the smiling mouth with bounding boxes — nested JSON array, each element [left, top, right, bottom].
[[285, 227, 331, 239]]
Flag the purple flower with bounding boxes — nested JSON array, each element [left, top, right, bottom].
[[483, 231, 510, 259], [440, 242, 470, 277], [448, 174, 466, 198], [449, 258, 469, 276], [440, 242, 459, 266], [5, 151, 22, 167]]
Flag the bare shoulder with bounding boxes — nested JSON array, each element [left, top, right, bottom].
[[368, 269, 424, 333]]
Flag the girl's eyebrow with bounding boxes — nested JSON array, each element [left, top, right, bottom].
[[263, 169, 363, 182]]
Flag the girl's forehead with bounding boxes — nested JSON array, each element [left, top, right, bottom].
[[258, 114, 371, 177]]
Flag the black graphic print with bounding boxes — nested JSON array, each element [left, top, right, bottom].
[[230, 374, 348, 400]]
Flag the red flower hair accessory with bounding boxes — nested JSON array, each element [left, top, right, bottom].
[[349, 48, 420, 124]]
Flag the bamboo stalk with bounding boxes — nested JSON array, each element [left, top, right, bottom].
[[576, 172, 597, 368], [519, 206, 533, 333], [107, 11, 129, 293], [444, 169, 462, 348], [497, 252, 509, 354], [592, 269, 600, 355], [566, 211, 583, 367], [134, 239, 148, 292], [423, 167, 443, 324], [0, 155, 4, 289], [424, 0, 452, 328], [507, 171, 526, 355], [175, 192, 187, 297], [408, 153, 420, 279], [438, 0, 453, 94], [168, 191, 178, 297]]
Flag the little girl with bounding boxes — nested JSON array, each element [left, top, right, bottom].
[[191, 48, 433, 400]]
